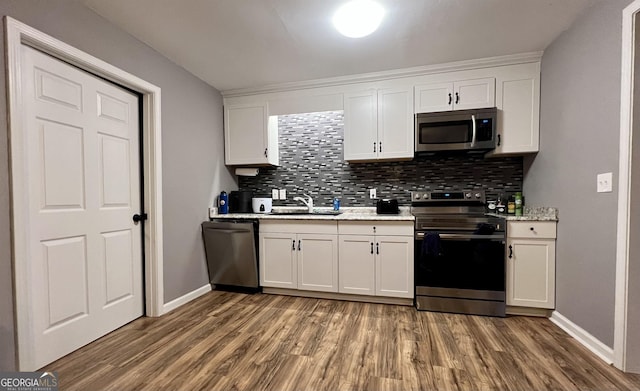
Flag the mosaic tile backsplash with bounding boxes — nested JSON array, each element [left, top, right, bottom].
[[239, 111, 523, 207]]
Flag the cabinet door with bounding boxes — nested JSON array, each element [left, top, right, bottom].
[[338, 235, 375, 295], [344, 90, 378, 161], [224, 102, 274, 165], [377, 87, 414, 160], [453, 78, 495, 110], [506, 238, 555, 308], [297, 234, 338, 292], [375, 236, 414, 298], [414, 82, 453, 113], [492, 67, 540, 155], [260, 233, 297, 289]]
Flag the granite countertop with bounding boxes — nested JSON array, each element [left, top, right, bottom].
[[486, 206, 558, 221], [210, 206, 415, 221]]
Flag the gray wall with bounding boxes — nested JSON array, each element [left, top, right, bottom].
[[524, 0, 633, 348], [241, 111, 523, 206], [0, 0, 236, 370]]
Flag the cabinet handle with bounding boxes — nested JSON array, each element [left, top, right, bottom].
[[376, 242, 379, 255], [379, 142, 382, 153], [530, 227, 535, 231], [497, 134, 501, 146], [508, 245, 513, 259], [292, 240, 295, 251], [448, 93, 452, 105], [455, 92, 460, 104], [264, 148, 268, 158], [370, 242, 374, 254], [298, 240, 301, 251], [373, 142, 377, 153]]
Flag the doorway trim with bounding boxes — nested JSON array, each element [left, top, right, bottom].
[[616, 0, 640, 372], [5, 17, 165, 369]]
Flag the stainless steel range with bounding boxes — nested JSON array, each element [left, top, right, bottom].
[[411, 190, 506, 317]]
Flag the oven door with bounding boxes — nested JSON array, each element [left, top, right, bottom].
[[415, 231, 505, 293]]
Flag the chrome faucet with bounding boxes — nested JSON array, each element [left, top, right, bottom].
[[293, 193, 314, 213]]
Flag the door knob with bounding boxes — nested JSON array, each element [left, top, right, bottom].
[[132, 213, 148, 223]]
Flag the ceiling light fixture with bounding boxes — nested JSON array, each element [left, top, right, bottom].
[[332, 0, 385, 38]]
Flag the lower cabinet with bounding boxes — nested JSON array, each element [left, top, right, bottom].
[[260, 221, 338, 292], [506, 221, 557, 309], [338, 221, 414, 299], [260, 219, 414, 300]]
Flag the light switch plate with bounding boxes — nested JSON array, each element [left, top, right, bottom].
[[597, 172, 613, 193], [279, 189, 287, 200], [369, 188, 377, 199], [271, 189, 279, 200]]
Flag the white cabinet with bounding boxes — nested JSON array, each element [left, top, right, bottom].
[[343, 87, 413, 161], [375, 235, 414, 297], [224, 102, 279, 166], [338, 221, 414, 298], [259, 221, 338, 292], [490, 62, 541, 155], [414, 78, 495, 113], [506, 221, 556, 309], [260, 232, 297, 289], [338, 235, 376, 295]]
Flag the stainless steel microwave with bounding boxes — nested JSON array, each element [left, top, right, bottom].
[[415, 107, 497, 153]]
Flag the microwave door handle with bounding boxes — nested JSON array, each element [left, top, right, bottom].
[[471, 114, 477, 147]]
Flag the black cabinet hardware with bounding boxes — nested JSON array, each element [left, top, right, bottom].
[[508, 245, 513, 259]]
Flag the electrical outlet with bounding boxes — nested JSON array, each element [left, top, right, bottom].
[[597, 172, 613, 193], [369, 188, 377, 199], [272, 189, 279, 200], [279, 189, 287, 200]]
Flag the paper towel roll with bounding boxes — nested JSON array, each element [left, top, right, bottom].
[[235, 168, 259, 176]]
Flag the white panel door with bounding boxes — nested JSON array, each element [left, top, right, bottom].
[[343, 90, 378, 161], [297, 234, 338, 292], [22, 46, 142, 369], [338, 235, 375, 295], [377, 87, 414, 160], [375, 236, 414, 298]]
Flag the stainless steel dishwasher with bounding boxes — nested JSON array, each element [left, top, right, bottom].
[[201, 219, 260, 291]]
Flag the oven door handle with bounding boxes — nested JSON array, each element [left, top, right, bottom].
[[415, 232, 505, 241]]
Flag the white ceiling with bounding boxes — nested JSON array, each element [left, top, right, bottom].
[[82, 0, 599, 93]]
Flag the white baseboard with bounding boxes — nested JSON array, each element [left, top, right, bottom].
[[162, 284, 212, 314], [550, 311, 614, 364]]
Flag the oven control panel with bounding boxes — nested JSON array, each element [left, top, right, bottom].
[[411, 191, 485, 203]]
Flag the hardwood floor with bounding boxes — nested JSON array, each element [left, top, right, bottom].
[[44, 291, 640, 391]]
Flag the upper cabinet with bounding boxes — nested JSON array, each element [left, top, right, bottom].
[[221, 53, 542, 162], [224, 102, 279, 166], [414, 78, 495, 113], [489, 62, 541, 156], [343, 87, 414, 162]]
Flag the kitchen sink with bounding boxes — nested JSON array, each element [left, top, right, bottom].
[[269, 210, 342, 216]]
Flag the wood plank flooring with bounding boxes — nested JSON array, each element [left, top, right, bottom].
[[43, 291, 640, 391]]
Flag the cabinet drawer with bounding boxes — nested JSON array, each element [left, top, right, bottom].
[[261, 221, 337, 234], [338, 221, 413, 236], [507, 221, 556, 239]]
